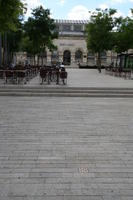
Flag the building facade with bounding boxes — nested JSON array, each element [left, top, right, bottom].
[[47, 20, 89, 67], [16, 20, 116, 67], [45, 19, 114, 67]]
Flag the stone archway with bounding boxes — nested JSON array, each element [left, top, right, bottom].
[[63, 50, 71, 65]]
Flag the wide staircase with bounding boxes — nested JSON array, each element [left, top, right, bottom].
[[0, 86, 133, 98]]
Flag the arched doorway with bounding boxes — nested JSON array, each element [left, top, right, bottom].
[[63, 50, 71, 65], [75, 50, 83, 63]]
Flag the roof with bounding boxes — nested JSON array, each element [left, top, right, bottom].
[[55, 19, 89, 24]]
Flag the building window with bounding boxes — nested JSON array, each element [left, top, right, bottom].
[[51, 51, 59, 63], [51, 51, 58, 58], [100, 51, 107, 59], [55, 25, 59, 32], [75, 50, 83, 62], [44, 51, 47, 58], [39, 51, 47, 58], [62, 25, 71, 31], [74, 25, 82, 32], [63, 50, 71, 65], [87, 52, 95, 60]]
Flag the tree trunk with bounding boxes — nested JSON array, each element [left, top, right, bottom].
[[0, 33, 2, 67], [97, 52, 101, 73], [115, 53, 118, 67], [7, 42, 10, 65], [37, 55, 39, 65], [34, 55, 35, 66], [41, 56, 43, 66], [11, 52, 14, 65], [4, 33, 8, 66]]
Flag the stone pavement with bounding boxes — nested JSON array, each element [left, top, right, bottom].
[[1, 69, 133, 88], [0, 69, 133, 200], [28, 69, 133, 88], [0, 96, 133, 200]]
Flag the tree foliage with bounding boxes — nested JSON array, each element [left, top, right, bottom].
[[0, 0, 26, 66], [114, 15, 133, 53], [86, 8, 133, 67], [24, 6, 58, 56], [0, 0, 26, 32], [86, 8, 117, 68]]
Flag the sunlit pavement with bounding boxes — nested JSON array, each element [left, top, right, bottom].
[[0, 69, 133, 88], [29, 69, 133, 88], [0, 69, 133, 200]]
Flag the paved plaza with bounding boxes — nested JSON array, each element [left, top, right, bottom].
[[1, 69, 133, 88], [29, 69, 133, 88], [0, 69, 133, 200]]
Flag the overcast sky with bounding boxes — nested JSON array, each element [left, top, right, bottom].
[[23, 0, 133, 19]]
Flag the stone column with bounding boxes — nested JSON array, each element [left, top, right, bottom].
[[71, 52, 75, 64]]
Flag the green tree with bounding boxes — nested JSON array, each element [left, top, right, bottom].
[[0, 0, 25, 31], [86, 8, 116, 72], [6, 27, 23, 64], [24, 6, 58, 64], [114, 14, 133, 53], [0, 0, 26, 66]]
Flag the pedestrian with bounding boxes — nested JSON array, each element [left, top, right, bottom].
[[97, 59, 101, 73], [60, 62, 65, 72]]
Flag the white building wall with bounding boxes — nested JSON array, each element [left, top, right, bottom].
[[47, 36, 88, 67]]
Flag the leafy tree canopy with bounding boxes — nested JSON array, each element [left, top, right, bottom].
[[0, 0, 26, 32], [86, 8, 117, 53], [114, 14, 133, 53], [24, 6, 58, 55]]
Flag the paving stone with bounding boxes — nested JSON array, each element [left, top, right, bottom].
[[0, 96, 133, 199], [28, 69, 133, 88]]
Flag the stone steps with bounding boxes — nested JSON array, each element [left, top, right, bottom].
[[0, 86, 133, 97]]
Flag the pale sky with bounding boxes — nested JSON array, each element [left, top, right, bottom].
[[23, 0, 133, 19]]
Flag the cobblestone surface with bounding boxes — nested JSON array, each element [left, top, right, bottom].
[[0, 96, 133, 199]]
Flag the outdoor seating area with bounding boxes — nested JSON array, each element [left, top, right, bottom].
[[105, 53, 133, 79], [39, 65, 68, 85], [0, 64, 68, 85], [0, 65, 40, 84], [105, 65, 132, 79]]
